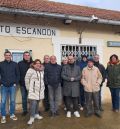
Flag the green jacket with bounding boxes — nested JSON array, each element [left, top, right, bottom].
[[106, 61, 120, 88]]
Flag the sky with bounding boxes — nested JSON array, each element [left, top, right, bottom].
[[49, 0, 120, 11]]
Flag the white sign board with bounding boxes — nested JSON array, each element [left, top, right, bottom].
[[0, 22, 59, 38]]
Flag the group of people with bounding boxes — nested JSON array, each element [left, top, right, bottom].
[[0, 50, 120, 125]]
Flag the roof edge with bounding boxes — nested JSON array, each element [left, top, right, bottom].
[[0, 7, 120, 26]]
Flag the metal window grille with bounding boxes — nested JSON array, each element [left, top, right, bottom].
[[61, 45, 97, 61]]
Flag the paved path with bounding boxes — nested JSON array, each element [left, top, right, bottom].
[[0, 104, 120, 129]]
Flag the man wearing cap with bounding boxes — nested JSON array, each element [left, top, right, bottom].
[[81, 58, 102, 118]]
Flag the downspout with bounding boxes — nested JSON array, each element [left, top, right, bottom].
[[0, 7, 120, 26]]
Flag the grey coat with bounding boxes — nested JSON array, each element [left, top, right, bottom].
[[61, 64, 81, 97]]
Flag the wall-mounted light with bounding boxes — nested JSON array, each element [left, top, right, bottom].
[[90, 15, 99, 23], [64, 19, 72, 25]]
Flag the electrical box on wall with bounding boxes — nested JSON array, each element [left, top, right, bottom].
[[107, 41, 120, 47]]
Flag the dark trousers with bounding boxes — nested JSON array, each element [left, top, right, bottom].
[[109, 88, 120, 110], [62, 86, 66, 107], [85, 91, 100, 114], [63, 96, 66, 107], [43, 84, 50, 111], [99, 87, 102, 108], [20, 86, 28, 112], [79, 84, 85, 107], [66, 96, 79, 112]]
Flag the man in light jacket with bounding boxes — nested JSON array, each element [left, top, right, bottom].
[[81, 58, 102, 118]]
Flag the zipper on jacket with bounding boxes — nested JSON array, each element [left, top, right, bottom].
[[39, 71, 42, 100], [36, 71, 42, 100], [33, 81, 35, 93]]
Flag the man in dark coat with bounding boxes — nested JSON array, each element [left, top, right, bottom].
[[61, 56, 81, 118], [0, 51, 20, 124], [94, 54, 106, 111], [76, 55, 88, 110], [44, 55, 62, 117], [18, 51, 32, 116], [43, 55, 50, 111]]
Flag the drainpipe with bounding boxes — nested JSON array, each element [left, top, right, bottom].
[[0, 7, 120, 26]]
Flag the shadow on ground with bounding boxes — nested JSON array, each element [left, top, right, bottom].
[[0, 103, 120, 129]]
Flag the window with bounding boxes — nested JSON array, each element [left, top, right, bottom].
[[5, 49, 32, 63], [61, 45, 97, 61]]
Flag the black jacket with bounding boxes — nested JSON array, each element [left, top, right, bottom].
[[94, 61, 106, 85], [44, 63, 62, 88], [42, 62, 49, 68], [0, 60, 20, 86], [18, 59, 32, 86]]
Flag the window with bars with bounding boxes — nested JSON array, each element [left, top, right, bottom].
[[61, 45, 97, 61]]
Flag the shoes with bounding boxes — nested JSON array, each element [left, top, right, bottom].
[[22, 111, 28, 116], [85, 113, 93, 117], [66, 111, 71, 118], [95, 112, 102, 118], [27, 117, 34, 125], [35, 114, 43, 120], [1, 116, 6, 124], [74, 111, 80, 118], [1, 115, 17, 123], [64, 107, 67, 111], [45, 107, 50, 112], [28, 115, 43, 125], [49, 111, 60, 117], [80, 107, 84, 111], [55, 111, 60, 116], [100, 107, 104, 111], [49, 112, 55, 117], [10, 114, 18, 120], [113, 109, 119, 113]]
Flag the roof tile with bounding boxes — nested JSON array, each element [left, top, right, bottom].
[[0, 0, 120, 21]]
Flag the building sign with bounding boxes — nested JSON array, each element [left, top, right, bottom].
[[0, 22, 59, 38], [107, 41, 120, 47]]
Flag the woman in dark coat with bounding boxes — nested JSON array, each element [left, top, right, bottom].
[[106, 54, 120, 112]]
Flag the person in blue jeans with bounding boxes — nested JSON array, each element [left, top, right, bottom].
[[44, 56, 62, 117], [106, 54, 120, 112], [25, 59, 45, 125], [0, 51, 20, 124], [18, 51, 32, 116]]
